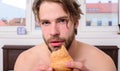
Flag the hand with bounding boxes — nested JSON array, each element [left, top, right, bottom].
[[32, 64, 53, 71], [65, 61, 89, 71]]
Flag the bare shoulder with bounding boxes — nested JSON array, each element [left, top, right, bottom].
[[15, 44, 45, 61], [14, 43, 50, 71], [14, 45, 41, 71], [77, 41, 117, 71]]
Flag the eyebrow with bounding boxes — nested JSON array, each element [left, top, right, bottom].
[[56, 16, 69, 20], [39, 16, 69, 23]]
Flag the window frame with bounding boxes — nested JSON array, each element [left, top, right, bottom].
[[0, 0, 31, 33]]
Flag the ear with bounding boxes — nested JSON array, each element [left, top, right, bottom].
[[74, 21, 79, 29]]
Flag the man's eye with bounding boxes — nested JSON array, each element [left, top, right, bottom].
[[58, 19, 68, 24], [42, 21, 50, 25]]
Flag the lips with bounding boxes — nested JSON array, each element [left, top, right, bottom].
[[50, 41, 63, 47]]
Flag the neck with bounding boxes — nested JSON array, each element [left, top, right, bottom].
[[68, 40, 78, 59]]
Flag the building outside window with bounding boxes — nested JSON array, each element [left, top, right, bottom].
[[0, 0, 26, 26], [86, 0, 118, 26]]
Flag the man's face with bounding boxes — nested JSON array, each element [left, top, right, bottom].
[[39, 2, 77, 51]]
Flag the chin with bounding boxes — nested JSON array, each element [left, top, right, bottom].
[[51, 46, 62, 52]]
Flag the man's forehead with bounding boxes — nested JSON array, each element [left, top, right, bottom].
[[40, 15, 69, 22], [39, 1, 69, 20]]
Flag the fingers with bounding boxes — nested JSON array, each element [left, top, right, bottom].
[[66, 61, 89, 71], [32, 64, 53, 71], [66, 61, 83, 69]]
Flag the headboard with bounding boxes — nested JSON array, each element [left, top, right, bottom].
[[2, 45, 119, 71]]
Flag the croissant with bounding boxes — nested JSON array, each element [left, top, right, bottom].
[[50, 45, 73, 71]]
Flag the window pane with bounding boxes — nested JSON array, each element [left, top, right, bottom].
[[0, 0, 26, 26], [86, 0, 118, 26], [86, 21, 91, 26]]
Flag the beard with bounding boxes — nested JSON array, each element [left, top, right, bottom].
[[43, 31, 75, 52]]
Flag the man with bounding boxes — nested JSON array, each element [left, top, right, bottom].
[[14, 0, 116, 71]]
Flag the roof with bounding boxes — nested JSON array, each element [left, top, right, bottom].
[[0, 20, 7, 26], [86, 2, 118, 13]]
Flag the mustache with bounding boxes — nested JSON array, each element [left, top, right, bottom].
[[47, 36, 65, 42]]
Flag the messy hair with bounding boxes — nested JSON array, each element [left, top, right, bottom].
[[32, 0, 83, 34]]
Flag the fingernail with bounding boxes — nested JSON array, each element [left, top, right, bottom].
[[65, 62, 71, 67], [48, 67, 52, 71]]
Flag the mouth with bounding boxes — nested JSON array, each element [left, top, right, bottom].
[[50, 41, 63, 47], [49, 40, 64, 51]]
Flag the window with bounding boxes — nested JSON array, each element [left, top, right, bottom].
[[0, 0, 120, 38], [0, 0, 31, 32], [0, 0, 26, 26], [86, 21, 91, 26], [97, 20, 102, 26], [79, 0, 119, 32], [86, 0, 118, 26], [108, 21, 112, 26]]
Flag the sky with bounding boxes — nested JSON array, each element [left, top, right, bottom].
[[1, 0, 26, 9], [86, 0, 118, 3], [0, 0, 118, 20], [0, 0, 26, 20]]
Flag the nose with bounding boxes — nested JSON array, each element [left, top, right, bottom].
[[50, 23, 60, 36]]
